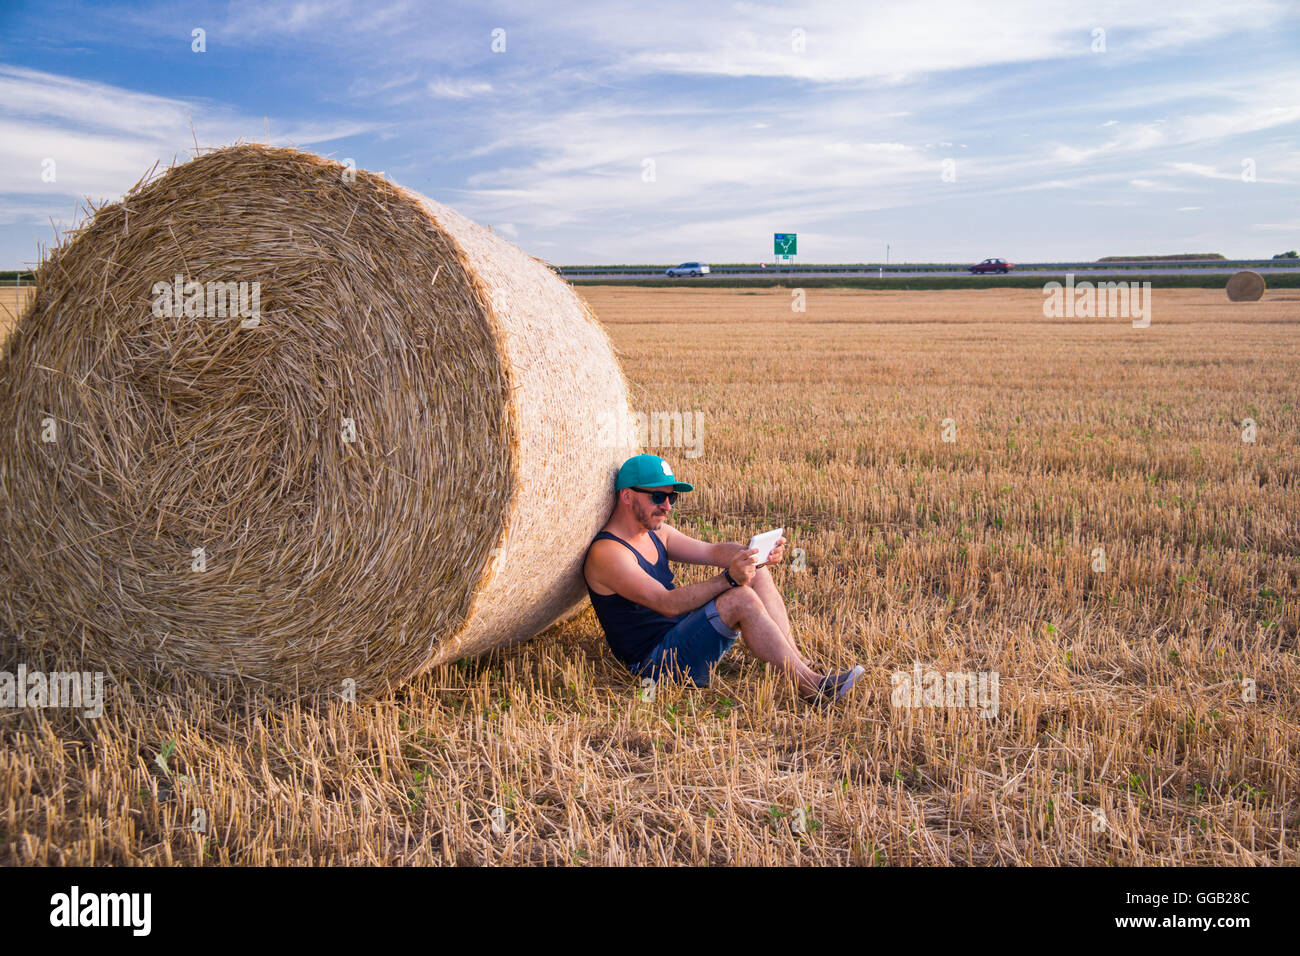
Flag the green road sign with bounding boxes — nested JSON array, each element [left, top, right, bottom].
[[774, 233, 797, 256]]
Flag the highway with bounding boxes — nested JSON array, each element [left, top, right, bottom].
[[561, 264, 1300, 280]]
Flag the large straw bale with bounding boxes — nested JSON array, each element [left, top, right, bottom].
[[0, 144, 635, 695]]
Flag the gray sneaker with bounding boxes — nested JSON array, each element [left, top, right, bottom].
[[804, 665, 865, 709]]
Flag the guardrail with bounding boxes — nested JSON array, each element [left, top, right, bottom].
[[565, 273, 1300, 290]]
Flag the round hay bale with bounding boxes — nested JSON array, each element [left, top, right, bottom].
[[1226, 270, 1265, 302], [0, 144, 636, 695]]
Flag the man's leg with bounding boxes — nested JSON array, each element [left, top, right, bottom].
[[715, 586, 821, 699], [750, 565, 826, 677], [750, 565, 795, 643]]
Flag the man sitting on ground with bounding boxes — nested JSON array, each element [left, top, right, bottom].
[[582, 454, 864, 707]]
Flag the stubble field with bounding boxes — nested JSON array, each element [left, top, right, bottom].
[[2, 285, 1297, 865]]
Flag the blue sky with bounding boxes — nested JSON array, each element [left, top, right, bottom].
[[0, 0, 1297, 267]]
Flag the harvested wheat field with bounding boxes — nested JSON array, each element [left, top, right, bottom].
[[0, 288, 29, 343], [2, 285, 1297, 865]]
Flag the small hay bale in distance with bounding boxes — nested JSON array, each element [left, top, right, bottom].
[[0, 144, 635, 695], [1225, 270, 1265, 302]]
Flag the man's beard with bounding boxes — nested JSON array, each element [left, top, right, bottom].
[[637, 500, 664, 528]]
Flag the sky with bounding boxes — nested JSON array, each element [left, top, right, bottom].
[[0, 0, 1297, 267]]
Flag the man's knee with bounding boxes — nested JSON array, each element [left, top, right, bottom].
[[715, 585, 763, 627]]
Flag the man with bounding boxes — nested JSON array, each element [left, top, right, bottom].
[[583, 454, 864, 708]]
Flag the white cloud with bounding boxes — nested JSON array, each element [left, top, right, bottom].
[[0, 65, 384, 224], [427, 78, 494, 99], [224, 0, 416, 38], [1129, 178, 1184, 191], [1169, 162, 1231, 179], [451, 102, 935, 236], [146, 0, 1299, 91], [583, 0, 1297, 83], [1164, 161, 1282, 183], [1052, 124, 1167, 164], [1165, 104, 1300, 144], [1017, 179, 1082, 190]]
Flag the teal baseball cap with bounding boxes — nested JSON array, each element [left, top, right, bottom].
[[615, 454, 694, 493]]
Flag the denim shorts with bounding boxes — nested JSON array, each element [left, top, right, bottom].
[[629, 599, 740, 687]]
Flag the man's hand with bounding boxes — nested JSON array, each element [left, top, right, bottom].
[[728, 548, 759, 587], [763, 536, 788, 567]]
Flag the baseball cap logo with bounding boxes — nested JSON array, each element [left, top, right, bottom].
[[661, 461, 672, 475]]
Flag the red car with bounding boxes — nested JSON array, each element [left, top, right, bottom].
[[970, 257, 1014, 274]]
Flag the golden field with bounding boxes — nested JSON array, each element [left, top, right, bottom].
[[0, 287, 30, 342], [2, 285, 1297, 865]]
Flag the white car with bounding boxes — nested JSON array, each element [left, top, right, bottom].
[[665, 262, 710, 277]]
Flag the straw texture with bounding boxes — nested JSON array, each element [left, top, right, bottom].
[[1225, 270, 1265, 302], [0, 144, 635, 695]]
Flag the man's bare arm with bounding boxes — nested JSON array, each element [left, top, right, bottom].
[[710, 540, 747, 568], [661, 524, 745, 568]]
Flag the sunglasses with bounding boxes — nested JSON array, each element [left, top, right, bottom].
[[631, 487, 679, 505]]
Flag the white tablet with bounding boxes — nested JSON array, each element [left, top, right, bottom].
[[746, 528, 784, 566]]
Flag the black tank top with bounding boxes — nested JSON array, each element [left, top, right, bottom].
[[585, 530, 686, 668]]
